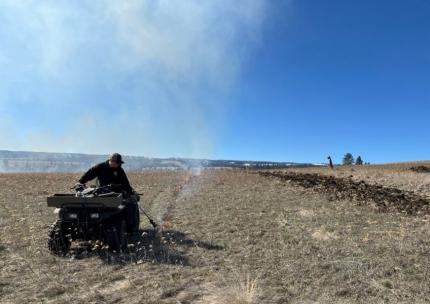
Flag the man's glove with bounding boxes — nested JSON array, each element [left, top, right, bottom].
[[73, 182, 86, 192]]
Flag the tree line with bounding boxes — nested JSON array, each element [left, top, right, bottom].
[[342, 153, 368, 166]]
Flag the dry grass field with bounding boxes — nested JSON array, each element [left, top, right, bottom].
[[1, 167, 430, 303]]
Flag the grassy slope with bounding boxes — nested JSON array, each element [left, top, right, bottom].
[[0, 170, 429, 303]]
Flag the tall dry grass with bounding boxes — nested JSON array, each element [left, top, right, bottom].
[[199, 274, 260, 304]]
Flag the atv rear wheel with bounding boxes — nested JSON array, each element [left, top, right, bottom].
[[48, 221, 70, 256]]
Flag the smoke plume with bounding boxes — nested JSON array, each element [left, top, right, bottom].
[[0, 0, 268, 158]]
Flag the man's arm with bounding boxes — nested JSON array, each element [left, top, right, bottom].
[[78, 164, 101, 184], [119, 168, 133, 192]]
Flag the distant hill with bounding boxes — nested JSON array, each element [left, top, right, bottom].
[[0, 150, 307, 173]]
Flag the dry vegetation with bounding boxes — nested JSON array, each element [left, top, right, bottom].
[[1, 167, 430, 303]]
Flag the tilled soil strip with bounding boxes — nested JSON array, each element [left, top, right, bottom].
[[258, 171, 430, 215]]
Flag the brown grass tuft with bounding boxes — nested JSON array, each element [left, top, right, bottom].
[[200, 274, 259, 304], [311, 228, 338, 241]]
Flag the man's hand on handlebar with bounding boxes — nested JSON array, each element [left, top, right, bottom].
[[72, 182, 86, 192]]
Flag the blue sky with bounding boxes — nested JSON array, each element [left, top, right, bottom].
[[0, 1, 429, 164]]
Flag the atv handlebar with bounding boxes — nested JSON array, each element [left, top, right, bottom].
[[71, 183, 140, 195], [71, 183, 86, 192]]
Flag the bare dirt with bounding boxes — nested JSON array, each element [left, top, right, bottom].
[[1, 169, 430, 303], [285, 161, 430, 199], [258, 171, 430, 215], [410, 166, 430, 174]]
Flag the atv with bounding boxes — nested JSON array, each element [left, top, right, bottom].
[[46, 184, 140, 255]]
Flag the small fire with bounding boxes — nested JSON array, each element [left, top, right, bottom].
[[175, 171, 194, 193], [161, 170, 197, 230]]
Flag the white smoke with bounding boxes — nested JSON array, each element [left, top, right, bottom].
[[0, 0, 268, 158]]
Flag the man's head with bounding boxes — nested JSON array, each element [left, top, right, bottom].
[[108, 153, 124, 168]]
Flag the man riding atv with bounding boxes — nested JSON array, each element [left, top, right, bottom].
[[77, 153, 132, 193], [76, 153, 140, 235], [46, 153, 148, 255]]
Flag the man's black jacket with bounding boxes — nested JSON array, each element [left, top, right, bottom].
[[79, 161, 133, 193]]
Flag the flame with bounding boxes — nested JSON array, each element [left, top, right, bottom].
[[161, 170, 198, 230], [175, 171, 194, 193]]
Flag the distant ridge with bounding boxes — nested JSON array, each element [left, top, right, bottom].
[[0, 150, 307, 173]]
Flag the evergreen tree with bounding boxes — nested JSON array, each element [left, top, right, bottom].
[[342, 153, 354, 166], [356, 156, 363, 165]]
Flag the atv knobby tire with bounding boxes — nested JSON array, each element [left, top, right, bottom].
[[48, 220, 71, 256]]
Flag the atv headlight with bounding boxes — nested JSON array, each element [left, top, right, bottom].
[[90, 213, 99, 219], [67, 213, 78, 219]]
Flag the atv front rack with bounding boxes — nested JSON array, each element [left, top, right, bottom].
[[47, 193, 123, 208]]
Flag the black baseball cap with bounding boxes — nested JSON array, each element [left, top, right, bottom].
[[109, 153, 124, 164]]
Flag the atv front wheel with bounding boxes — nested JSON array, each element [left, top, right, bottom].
[[48, 221, 70, 256], [127, 203, 140, 233]]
